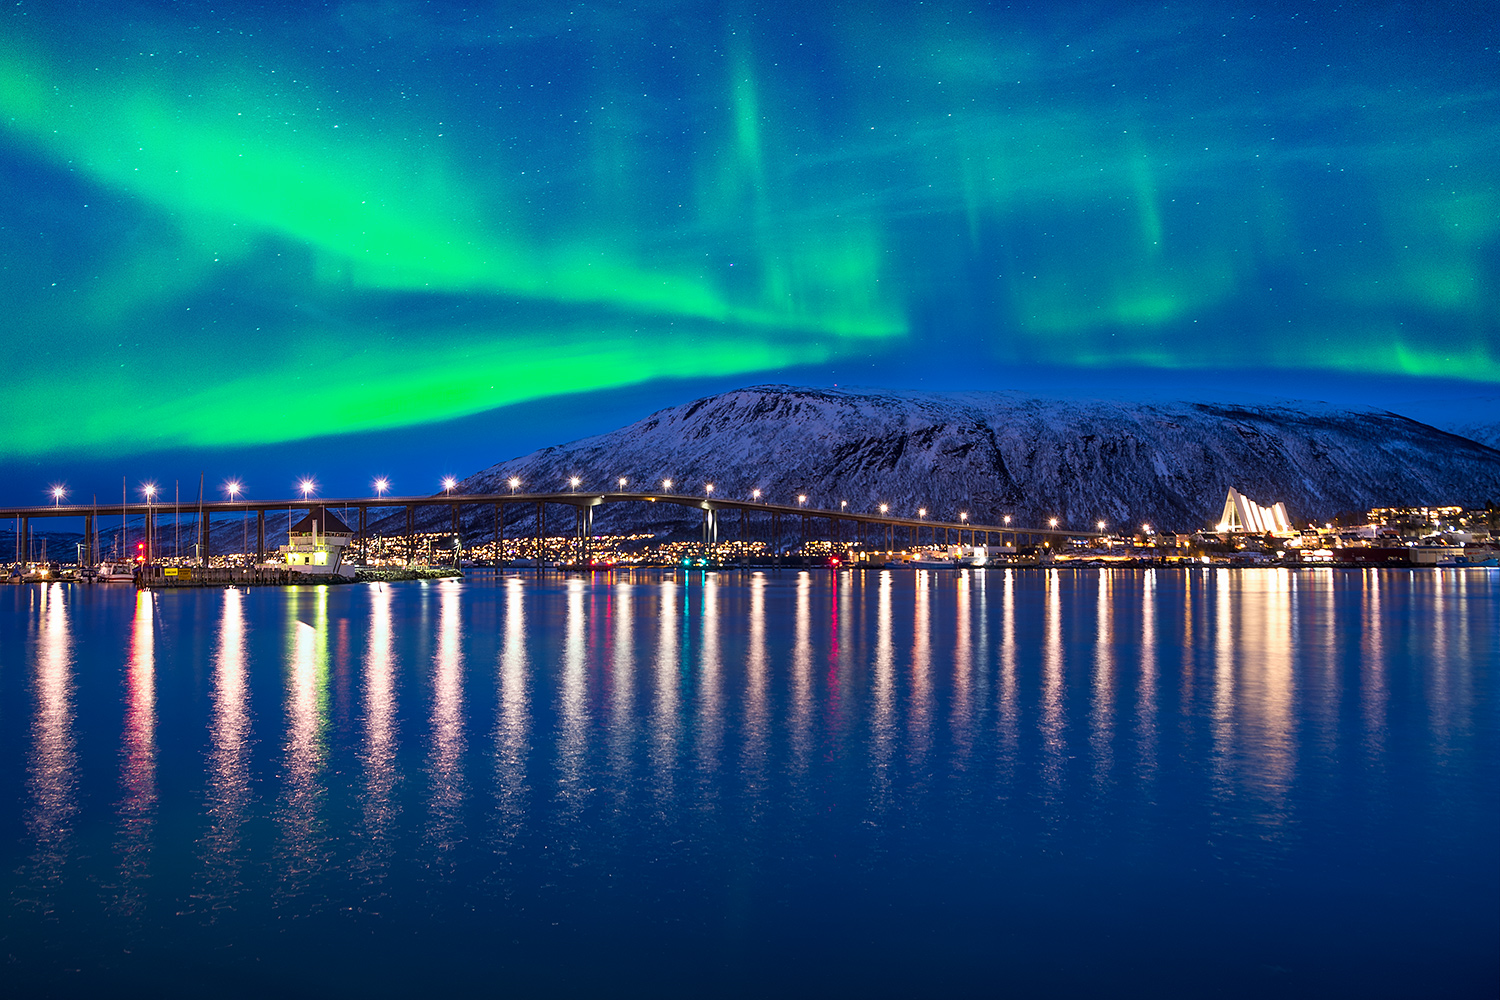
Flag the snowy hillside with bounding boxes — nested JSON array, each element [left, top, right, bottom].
[[451, 385, 1500, 533]]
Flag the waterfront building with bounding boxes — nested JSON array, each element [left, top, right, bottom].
[[279, 506, 356, 577], [1217, 487, 1293, 534]]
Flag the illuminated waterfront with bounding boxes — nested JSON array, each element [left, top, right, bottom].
[[1, 569, 1495, 995]]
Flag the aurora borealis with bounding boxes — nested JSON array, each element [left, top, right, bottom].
[[1, 1, 1496, 468]]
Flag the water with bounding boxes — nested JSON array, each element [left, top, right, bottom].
[[1, 569, 1495, 996]]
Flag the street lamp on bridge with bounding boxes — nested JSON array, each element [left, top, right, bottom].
[[298, 478, 316, 500], [1049, 517, 1059, 529], [879, 503, 888, 514], [704, 483, 714, 495], [662, 478, 673, 492], [797, 495, 807, 506], [751, 489, 761, 501], [508, 476, 521, 494], [442, 476, 457, 494], [960, 512, 968, 522], [50, 484, 65, 507], [373, 477, 389, 498], [569, 476, 581, 492], [618, 477, 628, 490]]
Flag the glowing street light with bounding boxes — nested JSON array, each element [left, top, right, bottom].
[[225, 480, 243, 500], [373, 477, 389, 498], [1003, 515, 1011, 526], [508, 476, 521, 494], [705, 483, 715, 495], [918, 508, 927, 519], [662, 478, 673, 491], [1142, 523, 1153, 534], [751, 488, 761, 501], [1097, 520, 1107, 533], [879, 503, 889, 514], [840, 500, 848, 509], [569, 476, 581, 492], [618, 477, 628, 490], [442, 476, 457, 494], [959, 512, 968, 522], [1049, 517, 1059, 529], [298, 478, 316, 499], [798, 494, 807, 506], [142, 482, 158, 502], [50, 484, 66, 507]]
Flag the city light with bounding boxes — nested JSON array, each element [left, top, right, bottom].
[[225, 479, 243, 500], [705, 483, 714, 494], [751, 489, 761, 500], [798, 494, 807, 506], [840, 500, 848, 509], [569, 476, 581, 491], [509, 476, 521, 493], [50, 484, 65, 506], [442, 476, 457, 493], [1142, 523, 1153, 534], [918, 508, 926, 518], [1049, 517, 1059, 529], [141, 482, 158, 502], [960, 512, 968, 522], [663, 478, 673, 490], [298, 478, 316, 499], [373, 476, 389, 497], [1003, 515, 1011, 525], [618, 477, 628, 489], [879, 503, 889, 514], [1097, 520, 1106, 532]]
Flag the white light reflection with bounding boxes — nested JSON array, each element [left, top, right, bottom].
[[278, 587, 329, 897], [493, 577, 531, 848], [869, 571, 895, 812], [650, 579, 681, 809], [951, 571, 974, 769], [606, 581, 636, 787], [555, 578, 590, 820], [113, 589, 158, 914], [1134, 568, 1158, 784], [1090, 570, 1115, 789], [23, 583, 77, 908], [359, 582, 399, 881], [695, 573, 724, 779], [1039, 569, 1065, 791], [426, 579, 468, 865], [202, 587, 252, 903], [791, 571, 813, 774], [997, 570, 1018, 784], [908, 570, 932, 770], [1360, 569, 1388, 764], [1210, 569, 1235, 800], [742, 573, 770, 802]]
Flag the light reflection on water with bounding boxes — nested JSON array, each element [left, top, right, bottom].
[[1, 568, 1495, 993]]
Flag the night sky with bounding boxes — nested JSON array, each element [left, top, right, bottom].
[[2, 1, 1496, 503]]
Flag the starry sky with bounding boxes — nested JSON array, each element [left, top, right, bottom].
[[1, 1, 1496, 503]]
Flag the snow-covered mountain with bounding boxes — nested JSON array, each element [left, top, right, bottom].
[[454, 385, 1500, 533]]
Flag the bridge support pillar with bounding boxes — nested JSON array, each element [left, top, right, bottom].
[[406, 506, 415, 566]]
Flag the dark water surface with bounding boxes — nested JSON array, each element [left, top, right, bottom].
[[2, 569, 1495, 996]]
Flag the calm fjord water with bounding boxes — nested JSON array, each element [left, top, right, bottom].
[[2, 569, 1495, 996]]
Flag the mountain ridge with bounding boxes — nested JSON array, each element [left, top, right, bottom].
[[456, 385, 1499, 533]]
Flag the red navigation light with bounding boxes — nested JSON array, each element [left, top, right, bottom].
[[827, 556, 841, 567]]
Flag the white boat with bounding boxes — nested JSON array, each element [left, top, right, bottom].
[[95, 562, 136, 582]]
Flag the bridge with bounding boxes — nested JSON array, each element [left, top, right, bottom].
[[1, 490, 1104, 566]]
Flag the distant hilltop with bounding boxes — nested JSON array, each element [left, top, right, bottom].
[[457, 385, 1500, 534]]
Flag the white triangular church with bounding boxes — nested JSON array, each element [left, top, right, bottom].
[[1218, 488, 1292, 534]]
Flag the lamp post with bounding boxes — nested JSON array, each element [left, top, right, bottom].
[[226, 480, 245, 565], [705, 483, 714, 495], [569, 476, 580, 492], [1049, 517, 1058, 529], [442, 476, 457, 494], [751, 489, 761, 501], [142, 482, 158, 567], [618, 477, 628, 491], [50, 484, 65, 507], [508, 476, 520, 494], [798, 494, 807, 506], [299, 478, 316, 500], [662, 478, 673, 492]]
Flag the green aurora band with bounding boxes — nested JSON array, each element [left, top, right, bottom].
[[0, 2, 1495, 456]]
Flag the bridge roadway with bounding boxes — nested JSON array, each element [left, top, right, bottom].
[[2, 491, 1102, 564]]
